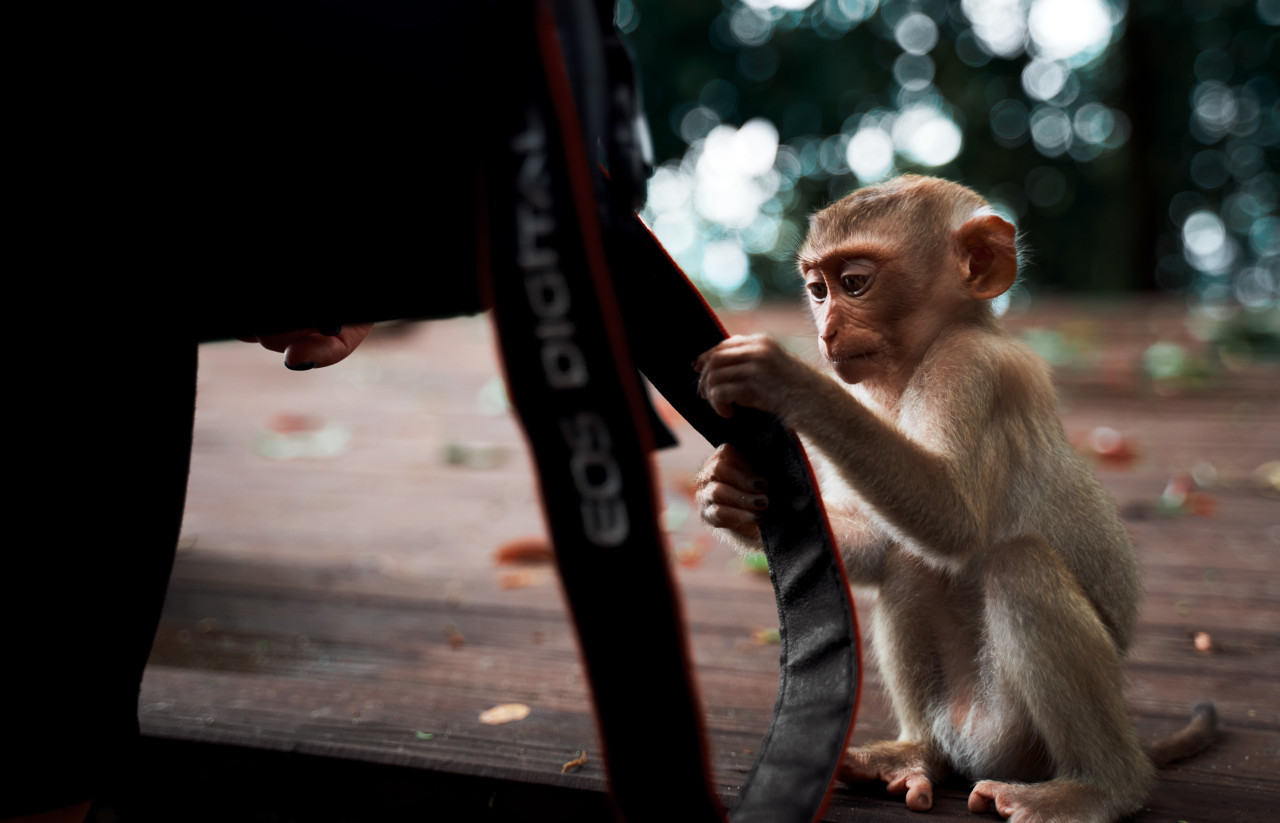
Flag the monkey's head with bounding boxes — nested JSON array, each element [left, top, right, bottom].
[[796, 175, 1019, 386]]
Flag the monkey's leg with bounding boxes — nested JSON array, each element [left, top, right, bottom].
[[969, 537, 1155, 823], [840, 740, 946, 812], [837, 556, 954, 812]]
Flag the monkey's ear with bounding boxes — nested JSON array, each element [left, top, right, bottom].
[[957, 215, 1018, 300]]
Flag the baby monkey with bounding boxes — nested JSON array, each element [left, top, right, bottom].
[[694, 176, 1214, 822]]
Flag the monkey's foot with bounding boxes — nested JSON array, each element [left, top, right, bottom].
[[968, 778, 1132, 823], [839, 740, 941, 812]]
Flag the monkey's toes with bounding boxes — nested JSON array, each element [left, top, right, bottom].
[[841, 747, 934, 812], [967, 782, 996, 813], [968, 781, 1021, 819], [886, 773, 934, 811]]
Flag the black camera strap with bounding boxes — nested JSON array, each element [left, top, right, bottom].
[[479, 5, 720, 820], [479, 3, 861, 821]]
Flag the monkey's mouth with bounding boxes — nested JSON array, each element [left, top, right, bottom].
[[828, 350, 882, 365]]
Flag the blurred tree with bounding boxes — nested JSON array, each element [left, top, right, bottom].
[[619, 0, 1278, 319], [1125, 0, 1279, 317]]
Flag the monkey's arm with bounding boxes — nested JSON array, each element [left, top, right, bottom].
[[697, 334, 1007, 571], [826, 508, 892, 585], [804, 444, 891, 585], [801, 377, 997, 564]]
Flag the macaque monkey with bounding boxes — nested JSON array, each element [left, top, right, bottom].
[[693, 175, 1215, 822]]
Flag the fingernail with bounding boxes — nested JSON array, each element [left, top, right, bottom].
[[752, 496, 768, 510], [285, 360, 317, 371], [318, 325, 342, 336]]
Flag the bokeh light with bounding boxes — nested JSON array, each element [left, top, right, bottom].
[[990, 99, 1030, 147], [894, 12, 939, 55], [1021, 60, 1068, 102], [846, 127, 895, 181], [703, 240, 751, 293], [743, 0, 818, 10], [894, 53, 935, 91], [1026, 0, 1114, 65], [893, 106, 964, 167], [1029, 105, 1073, 157], [1259, 0, 1280, 26], [962, 0, 1028, 59], [628, 0, 1277, 314]]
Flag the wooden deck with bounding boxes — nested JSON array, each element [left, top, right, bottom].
[[95, 299, 1277, 821]]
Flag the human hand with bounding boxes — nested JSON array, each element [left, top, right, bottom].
[[238, 324, 373, 370]]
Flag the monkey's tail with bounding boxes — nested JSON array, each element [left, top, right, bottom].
[[1144, 702, 1218, 767]]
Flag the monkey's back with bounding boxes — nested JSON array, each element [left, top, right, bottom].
[[985, 332, 1141, 651]]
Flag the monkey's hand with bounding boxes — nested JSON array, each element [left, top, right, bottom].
[[694, 334, 821, 420], [695, 444, 768, 544]]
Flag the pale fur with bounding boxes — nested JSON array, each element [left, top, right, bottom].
[[695, 177, 1212, 823]]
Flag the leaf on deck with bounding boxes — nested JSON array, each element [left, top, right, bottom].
[[479, 703, 531, 725]]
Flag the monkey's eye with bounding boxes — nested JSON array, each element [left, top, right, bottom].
[[841, 273, 873, 296], [807, 281, 828, 300]]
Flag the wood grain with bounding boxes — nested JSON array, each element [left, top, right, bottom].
[[105, 300, 1278, 821]]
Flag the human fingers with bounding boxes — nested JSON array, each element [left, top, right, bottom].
[[247, 325, 373, 369], [281, 324, 373, 370], [250, 323, 353, 352]]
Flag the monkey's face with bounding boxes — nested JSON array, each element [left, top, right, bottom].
[[796, 179, 1019, 392], [805, 262, 882, 384], [801, 229, 934, 387]]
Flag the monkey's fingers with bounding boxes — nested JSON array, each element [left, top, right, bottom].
[[698, 380, 740, 419], [698, 365, 772, 418], [692, 334, 762, 371], [700, 501, 762, 539], [708, 445, 768, 492], [703, 481, 768, 514]]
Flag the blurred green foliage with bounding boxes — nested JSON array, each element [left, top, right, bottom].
[[619, 0, 1278, 317]]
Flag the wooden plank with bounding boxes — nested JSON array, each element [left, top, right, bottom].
[[108, 301, 1280, 822]]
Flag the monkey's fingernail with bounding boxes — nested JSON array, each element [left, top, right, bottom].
[[318, 325, 342, 336], [752, 496, 768, 510], [285, 360, 317, 371]]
